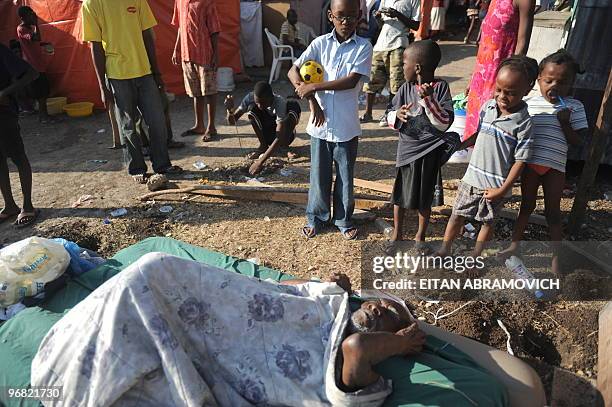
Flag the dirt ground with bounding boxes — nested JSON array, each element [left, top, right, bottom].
[[2, 39, 610, 401]]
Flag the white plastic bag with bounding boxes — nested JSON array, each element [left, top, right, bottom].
[[0, 237, 70, 306]]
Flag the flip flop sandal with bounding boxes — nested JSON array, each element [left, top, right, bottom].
[[341, 227, 358, 241], [359, 113, 373, 123], [202, 131, 218, 142], [301, 225, 317, 239], [181, 129, 205, 137], [14, 209, 40, 228], [132, 174, 147, 184], [158, 165, 183, 175], [0, 212, 19, 224]]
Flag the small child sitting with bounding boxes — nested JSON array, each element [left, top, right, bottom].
[[499, 50, 588, 274], [436, 55, 539, 265], [385, 40, 455, 255]]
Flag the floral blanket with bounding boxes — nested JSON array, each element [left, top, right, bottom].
[[31, 253, 391, 406]]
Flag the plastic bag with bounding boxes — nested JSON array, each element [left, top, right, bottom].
[[0, 237, 70, 307], [52, 238, 106, 276]]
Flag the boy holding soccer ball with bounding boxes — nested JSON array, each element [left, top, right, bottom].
[[288, 0, 373, 240]]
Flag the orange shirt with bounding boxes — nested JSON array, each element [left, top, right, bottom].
[[172, 0, 221, 66]]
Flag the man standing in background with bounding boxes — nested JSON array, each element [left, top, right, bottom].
[[16, 6, 54, 123], [360, 0, 420, 126], [172, 0, 221, 142], [82, 0, 181, 183]]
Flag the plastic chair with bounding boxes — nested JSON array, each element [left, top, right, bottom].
[[264, 28, 296, 84]]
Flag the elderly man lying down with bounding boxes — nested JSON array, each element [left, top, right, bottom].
[[32, 253, 545, 406]]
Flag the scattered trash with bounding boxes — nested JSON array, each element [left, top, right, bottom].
[[505, 256, 544, 299], [87, 159, 108, 164], [159, 205, 173, 213], [183, 173, 197, 179], [463, 232, 476, 239], [280, 168, 293, 177], [102, 218, 111, 225], [71, 194, 94, 208], [110, 208, 128, 217], [247, 257, 261, 265], [604, 191, 612, 201], [464, 223, 476, 233], [481, 248, 500, 258], [96, 129, 106, 133], [497, 319, 515, 356], [264, 216, 271, 222], [193, 161, 207, 170]]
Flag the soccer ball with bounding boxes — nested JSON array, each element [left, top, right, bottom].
[[299, 60, 324, 84]]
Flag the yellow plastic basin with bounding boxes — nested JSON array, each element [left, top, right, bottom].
[[63, 102, 94, 117], [46, 97, 67, 115]]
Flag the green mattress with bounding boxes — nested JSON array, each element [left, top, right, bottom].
[[0, 237, 507, 407]]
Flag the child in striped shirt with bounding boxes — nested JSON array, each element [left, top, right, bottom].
[[385, 40, 455, 254], [499, 50, 588, 274], [436, 55, 538, 265]]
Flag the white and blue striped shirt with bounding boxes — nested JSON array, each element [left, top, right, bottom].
[[525, 95, 588, 173]]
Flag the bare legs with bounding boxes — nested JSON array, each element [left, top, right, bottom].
[[191, 95, 218, 139]]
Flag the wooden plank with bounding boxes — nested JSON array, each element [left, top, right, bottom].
[[569, 70, 612, 234], [140, 186, 389, 211], [598, 302, 612, 406], [287, 166, 394, 194]]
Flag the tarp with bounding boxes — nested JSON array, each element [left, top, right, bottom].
[[0, 0, 241, 106]]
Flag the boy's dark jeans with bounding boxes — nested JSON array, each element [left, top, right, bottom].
[[109, 75, 172, 175], [306, 136, 358, 231]]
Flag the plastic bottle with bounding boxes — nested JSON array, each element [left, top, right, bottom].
[[505, 256, 544, 299]]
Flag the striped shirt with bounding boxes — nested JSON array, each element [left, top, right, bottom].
[[525, 95, 588, 173], [463, 99, 533, 192], [388, 79, 454, 166]]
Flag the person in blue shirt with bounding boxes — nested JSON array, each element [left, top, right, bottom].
[[289, 0, 373, 240]]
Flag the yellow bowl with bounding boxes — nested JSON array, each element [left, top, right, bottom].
[[47, 97, 67, 115], [63, 102, 94, 117]]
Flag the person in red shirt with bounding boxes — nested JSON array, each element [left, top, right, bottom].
[[17, 6, 54, 123], [172, 0, 221, 142]]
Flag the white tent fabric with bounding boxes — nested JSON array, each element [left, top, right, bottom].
[[240, 1, 265, 67]]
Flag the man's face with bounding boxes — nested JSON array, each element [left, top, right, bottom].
[[328, 1, 361, 39], [351, 299, 412, 333], [254, 94, 273, 110], [287, 10, 298, 25]]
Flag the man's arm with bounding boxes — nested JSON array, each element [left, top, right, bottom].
[[341, 324, 425, 390], [142, 28, 163, 87], [458, 132, 478, 150], [0, 66, 38, 102], [288, 64, 325, 126], [210, 32, 219, 69], [515, 0, 535, 55], [295, 72, 363, 99], [90, 41, 113, 107], [172, 30, 180, 65], [384, 8, 420, 31]]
